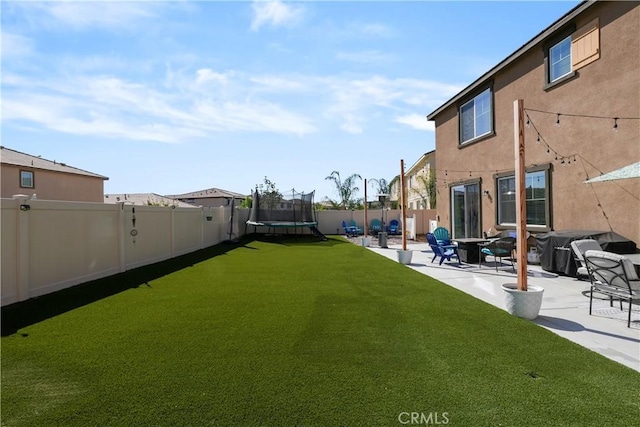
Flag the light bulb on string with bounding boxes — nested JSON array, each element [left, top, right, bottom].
[[536, 134, 540, 144], [613, 117, 619, 132], [556, 113, 560, 127], [561, 158, 565, 166], [526, 117, 530, 128]]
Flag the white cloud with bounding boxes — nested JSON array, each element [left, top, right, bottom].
[[395, 114, 435, 131], [251, 0, 304, 31], [196, 69, 231, 85], [6, 2, 161, 31], [1, 31, 34, 58]]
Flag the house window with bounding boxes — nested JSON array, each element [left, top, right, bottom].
[[20, 170, 34, 188], [459, 88, 492, 144], [497, 169, 549, 228], [549, 36, 572, 82]]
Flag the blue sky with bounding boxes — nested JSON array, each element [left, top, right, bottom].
[[2, 0, 580, 202]]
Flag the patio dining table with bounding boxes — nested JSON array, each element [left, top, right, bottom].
[[451, 238, 490, 264]]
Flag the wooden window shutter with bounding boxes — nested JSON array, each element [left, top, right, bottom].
[[572, 18, 600, 69]]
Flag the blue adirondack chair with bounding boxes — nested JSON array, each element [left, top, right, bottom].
[[349, 220, 363, 235], [341, 220, 358, 237], [426, 233, 460, 265], [433, 227, 452, 245], [370, 218, 383, 235], [387, 219, 400, 235]]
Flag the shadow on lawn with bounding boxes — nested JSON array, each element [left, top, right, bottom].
[[2, 235, 350, 336], [1, 237, 255, 336]]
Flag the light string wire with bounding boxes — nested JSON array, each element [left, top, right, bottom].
[[421, 108, 638, 200]]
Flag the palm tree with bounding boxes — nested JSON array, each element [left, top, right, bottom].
[[369, 178, 390, 196], [325, 171, 362, 210], [413, 169, 437, 209]]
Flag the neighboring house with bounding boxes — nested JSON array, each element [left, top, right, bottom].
[[405, 151, 436, 210], [389, 151, 436, 210], [104, 193, 196, 208], [166, 187, 246, 208], [427, 1, 639, 244], [0, 146, 108, 202]]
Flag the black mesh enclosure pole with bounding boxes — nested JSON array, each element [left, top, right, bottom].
[[248, 190, 261, 224]]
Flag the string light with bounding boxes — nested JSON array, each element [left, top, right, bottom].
[[556, 113, 561, 127], [526, 117, 530, 128], [536, 133, 540, 143], [613, 117, 619, 132]]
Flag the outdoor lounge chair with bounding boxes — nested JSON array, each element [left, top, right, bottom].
[[480, 237, 516, 272], [369, 218, 383, 235], [570, 239, 603, 280], [348, 220, 362, 235], [426, 233, 460, 265], [433, 227, 452, 245], [341, 221, 358, 237], [387, 219, 400, 235], [584, 250, 640, 327]]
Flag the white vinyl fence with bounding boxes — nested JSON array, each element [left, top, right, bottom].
[[1, 197, 248, 306], [1, 197, 437, 306]]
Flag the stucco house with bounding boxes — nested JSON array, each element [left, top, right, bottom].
[[104, 193, 196, 208], [389, 151, 436, 210], [166, 187, 246, 208], [1, 146, 108, 202], [426, 0, 639, 244]]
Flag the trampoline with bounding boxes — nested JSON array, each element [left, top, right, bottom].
[[246, 189, 325, 239]]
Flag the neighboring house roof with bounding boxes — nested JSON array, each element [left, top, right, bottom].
[[166, 187, 246, 200], [0, 146, 109, 180], [427, 0, 594, 120], [104, 193, 197, 207], [406, 150, 435, 176]]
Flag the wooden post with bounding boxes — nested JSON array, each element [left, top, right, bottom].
[[364, 179, 368, 237], [514, 99, 528, 291], [401, 160, 407, 251]]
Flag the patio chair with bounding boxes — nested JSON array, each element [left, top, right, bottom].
[[480, 237, 516, 272], [387, 219, 400, 235], [341, 221, 358, 237], [570, 239, 603, 280], [426, 233, 460, 265], [348, 220, 362, 235], [433, 227, 452, 245], [584, 250, 640, 328], [369, 218, 383, 235]]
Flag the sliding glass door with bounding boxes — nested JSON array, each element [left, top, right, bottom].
[[451, 183, 480, 238]]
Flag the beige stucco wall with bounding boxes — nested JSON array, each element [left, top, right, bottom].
[[432, 2, 640, 244], [1, 164, 106, 202]]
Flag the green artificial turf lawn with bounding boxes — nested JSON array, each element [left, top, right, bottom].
[[2, 236, 639, 426]]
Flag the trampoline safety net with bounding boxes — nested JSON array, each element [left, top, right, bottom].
[[247, 189, 317, 226]]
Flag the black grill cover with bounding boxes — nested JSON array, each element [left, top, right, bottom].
[[536, 230, 637, 277]]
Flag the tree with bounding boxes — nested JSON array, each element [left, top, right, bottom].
[[240, 196, 253, 208], [256, 176, 283, 210], [370, 178, 390, 196], [413, 169, 437, 209], [325, 171, 362, 210]]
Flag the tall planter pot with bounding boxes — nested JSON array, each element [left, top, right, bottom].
[[397, 249, 413, 265], [501, 283, 544, 320]]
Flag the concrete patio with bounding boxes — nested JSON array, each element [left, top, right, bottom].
[[363, 239, 640, 372]]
